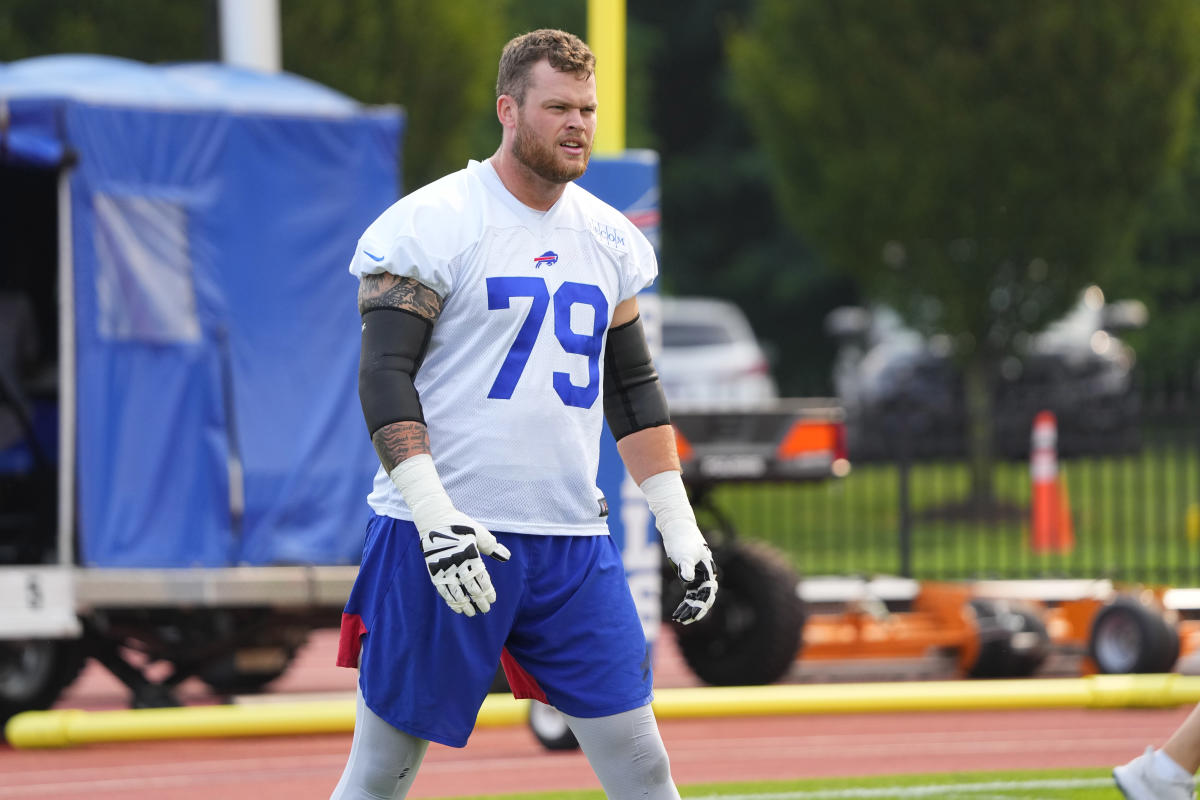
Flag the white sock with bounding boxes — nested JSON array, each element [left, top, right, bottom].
[[1153, 749, 1195, 782]]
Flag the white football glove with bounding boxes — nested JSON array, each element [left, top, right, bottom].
[[389, 455, 510, 617], [641, 471, 718, 625]]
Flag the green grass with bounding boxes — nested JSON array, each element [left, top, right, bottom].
[[428, 768, 1122, 799], [699, 444, 1200, 584]]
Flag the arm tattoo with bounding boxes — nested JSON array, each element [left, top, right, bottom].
[[358, 272, 444, 320], [371, 421, 430, 474], [358, 273, 443, 473]]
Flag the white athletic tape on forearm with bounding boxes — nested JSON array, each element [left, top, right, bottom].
[[388, 454, 455, 528], [639, 470, 695, 530], [641, 470, 709, 585]]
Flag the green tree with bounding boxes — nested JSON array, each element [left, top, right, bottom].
[[1112, 91, 1200, 388], [633, 0, 856, 395], [0, 0, 214, 61], [282, 0, 506, 192], [730, 0, 1200, 499]]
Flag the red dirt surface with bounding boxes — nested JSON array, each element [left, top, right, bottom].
[[0, 628, 1190, 799]]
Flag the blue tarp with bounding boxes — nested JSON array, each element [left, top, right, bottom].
[[1, 55, 403, 567]]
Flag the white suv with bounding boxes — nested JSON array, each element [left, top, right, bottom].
[[655, 296, 778, 407]]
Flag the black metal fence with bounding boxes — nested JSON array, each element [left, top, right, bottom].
[[697, 379, 1200, 586]]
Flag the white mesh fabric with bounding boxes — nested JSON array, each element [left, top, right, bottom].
[[354, 159, 657, 535]]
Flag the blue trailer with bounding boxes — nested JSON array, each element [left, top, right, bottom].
[[0, 54, 406, 718]]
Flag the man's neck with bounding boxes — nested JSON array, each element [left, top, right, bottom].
[[489, 148, 566, 212]]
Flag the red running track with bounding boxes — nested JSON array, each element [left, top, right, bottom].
[[0, 629, 1190, 799]]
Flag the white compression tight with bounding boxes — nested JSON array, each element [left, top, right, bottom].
[[329, 688, 429, 800], [329, 693, 676, 800], [564, 703, 681, 800]]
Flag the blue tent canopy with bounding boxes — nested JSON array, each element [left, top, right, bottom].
[[0, 54, 366, 111], [1, 55, 403, 567]]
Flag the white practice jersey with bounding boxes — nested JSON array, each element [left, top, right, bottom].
[[349, 159, 658, 536]]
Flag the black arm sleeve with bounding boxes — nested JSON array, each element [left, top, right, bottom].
[[358, 308, 433, 436], [603, 314, 671, 441]]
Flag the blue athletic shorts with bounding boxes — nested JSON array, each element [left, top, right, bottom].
[[337, 515, 654, 748]]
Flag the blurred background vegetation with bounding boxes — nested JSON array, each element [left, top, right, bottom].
[[4, 0, 1200, 398]]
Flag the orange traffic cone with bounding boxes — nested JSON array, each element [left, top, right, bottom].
[[1030, 411, 1075, 554]]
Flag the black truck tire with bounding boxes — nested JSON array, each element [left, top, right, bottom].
[[667, 540, 804, 686], [966, 599, 1051, 678], [1089, 594, 1180, 674], [0, 638, 86, 725]]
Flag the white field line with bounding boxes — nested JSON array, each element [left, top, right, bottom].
[[685, 777, 1115, 799]]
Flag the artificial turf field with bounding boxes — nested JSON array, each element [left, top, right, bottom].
[[432, 768, 1126, 799]]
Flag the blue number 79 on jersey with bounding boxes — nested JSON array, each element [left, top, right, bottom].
[[486, 276, 608, 409]]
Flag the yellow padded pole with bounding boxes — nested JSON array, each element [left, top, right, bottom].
[[588, 0, 625, 154], [6, 694, 527, 749], [9, 675, 1200, 749]]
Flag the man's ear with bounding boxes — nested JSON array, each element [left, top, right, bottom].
[[496, 95, 518, 128]]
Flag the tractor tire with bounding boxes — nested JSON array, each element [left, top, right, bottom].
[[1002, 605, 1052, 677], [0, 637, 86, 725], [668, 540, 803, 686], [966, 599, 1051, 678], [1089, 595, 1180, 674]]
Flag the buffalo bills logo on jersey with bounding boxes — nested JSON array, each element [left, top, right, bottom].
[[533, 251, 559, 268]]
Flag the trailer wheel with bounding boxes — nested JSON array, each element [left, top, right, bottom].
[[0, 638, 86, 724], [528, 701, 579, 751], [668, 540, 803, 686], [1089, 595, 1179, 674], [966, 599, 1051, 678]]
